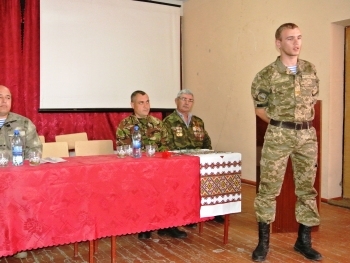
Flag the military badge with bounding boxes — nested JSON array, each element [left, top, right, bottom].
[[257, 92, 267, 102], [175, 126, 183, 137], [193, 124, 204, 141]]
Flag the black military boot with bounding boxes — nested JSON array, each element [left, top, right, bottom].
[[294, 224, 322, 261], [252, 222, 270, 262]]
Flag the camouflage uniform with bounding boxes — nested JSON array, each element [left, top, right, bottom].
[[0, 112, 42, 158], [116, 114, 168, 152], [251, 56, 320, 226], [163, 110, 212, 150]]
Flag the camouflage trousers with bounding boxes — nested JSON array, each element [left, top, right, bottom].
[[255, 124, 320, 226]]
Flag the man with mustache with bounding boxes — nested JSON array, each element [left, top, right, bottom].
[[163, 89, 224, 224]]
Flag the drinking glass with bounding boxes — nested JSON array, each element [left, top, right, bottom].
[[0, 149, 10, 167], [116, 146, 126, 158], [145, 145, 156, 157], [123, 144, 133, 157], [29, 149, 42, 166]]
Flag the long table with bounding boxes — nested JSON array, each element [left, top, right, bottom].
[[0, 153, 203, 259]]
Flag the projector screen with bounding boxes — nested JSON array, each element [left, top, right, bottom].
[[40, 0, 181, 111]]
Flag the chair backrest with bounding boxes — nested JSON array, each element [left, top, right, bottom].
[[42, 142, 69, 158], [75, 140, 114, 156], [55, 132, 88, 150], [38, 135, 45, 143]]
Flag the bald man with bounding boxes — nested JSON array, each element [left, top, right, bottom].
[[0, 85, 42, 159]]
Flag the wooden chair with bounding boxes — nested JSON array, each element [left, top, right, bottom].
[[75, 140, 114, 156], [38, 135, 45, 143], [74, 139, 114, 261], [42, 142, 69, 158], [55, 132, 88, 150]]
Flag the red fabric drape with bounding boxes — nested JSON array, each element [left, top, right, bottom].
[[1, 0, 162, 146], [0, 0, 22, 110]]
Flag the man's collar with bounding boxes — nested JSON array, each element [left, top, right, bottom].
[[275, 56, 300, 74], [132, 113, 148, 119], [176, 109, 192, 119], [0, 112, 9, 120], [3, 112, 15, 124]]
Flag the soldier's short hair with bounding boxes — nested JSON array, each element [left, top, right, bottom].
[[275, 23, 299, 40], [176, 89, 193, 98], [131, 90, 146, 102]]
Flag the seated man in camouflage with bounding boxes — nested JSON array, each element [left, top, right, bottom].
[[0, 85, 42, 259], [116, 90, 188, 239], [163, 89, 224, 224], [0, 85, 42, 158]]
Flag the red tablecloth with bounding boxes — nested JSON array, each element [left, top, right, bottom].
[[0, 153, 201, 257]]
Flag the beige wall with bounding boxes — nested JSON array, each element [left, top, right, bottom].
[[182, 0, 350, 199]]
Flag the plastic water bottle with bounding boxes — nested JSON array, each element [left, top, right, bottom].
[[12, 130, 24, 166], [132, 125, 142, 158]]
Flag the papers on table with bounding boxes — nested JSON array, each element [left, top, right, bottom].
[[170, 149, 236, 156], [170, 149, 214, 154], [40, 157, 67, 164]]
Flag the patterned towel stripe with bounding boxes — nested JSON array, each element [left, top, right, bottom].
[[200, 160, 242, 170], [201, 193, 242, 206]]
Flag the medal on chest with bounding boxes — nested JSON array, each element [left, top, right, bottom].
[[175, 126, 183, 137], [193, 124, 204, 140]]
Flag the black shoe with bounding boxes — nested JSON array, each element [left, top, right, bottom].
[[252, 222, 270, 262], [214, 216, 225, 223], [157, 227, 187, 238], [185, 223, 197, 228], [294, 239, 322, 261], [294, 224, 322, 261], [138, 231, 151, 239]]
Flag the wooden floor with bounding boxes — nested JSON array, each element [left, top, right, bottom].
[[1, 183, 349, 263]]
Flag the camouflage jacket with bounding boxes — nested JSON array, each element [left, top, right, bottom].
[[251, 56, 319, 122], [0, 112, 42, 158], [116, 114, 169, 152], [163, 110, 212, 150]]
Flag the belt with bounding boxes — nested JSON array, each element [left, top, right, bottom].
[[270, 119, 313, 130]]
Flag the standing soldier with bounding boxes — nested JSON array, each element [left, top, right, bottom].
[[251, 23, 322, 261]]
